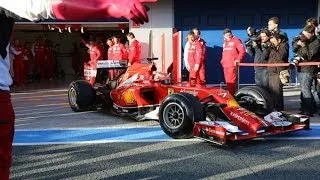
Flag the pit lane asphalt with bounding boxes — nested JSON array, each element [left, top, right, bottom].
[[10, 86, 320, 179]]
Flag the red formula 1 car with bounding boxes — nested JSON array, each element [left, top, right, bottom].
[[68, 58, 310, 145]]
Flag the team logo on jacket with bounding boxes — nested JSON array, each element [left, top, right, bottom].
[[228, 42, 234, 46]]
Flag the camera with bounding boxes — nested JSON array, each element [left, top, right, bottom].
[[292, 32, 308, 43], [245, 26, 261, 46], [261, 41, 272, 49], [291, 54, 304, 64]]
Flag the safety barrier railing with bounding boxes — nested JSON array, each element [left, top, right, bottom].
[[236, 62, 320, 91]]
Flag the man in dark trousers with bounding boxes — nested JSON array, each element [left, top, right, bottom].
[[246, 29, 271, 90], [0, 0, 154, 179], [268, 34, 289, 111], [293, 25, 320, 116]]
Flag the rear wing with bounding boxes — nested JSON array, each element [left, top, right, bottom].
[[96, 60, 128, 69]]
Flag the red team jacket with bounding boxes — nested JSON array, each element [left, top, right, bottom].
[[187, 41, 204, 66], [112, 43, 128, 60], [88, 45, 102, 67], [128, 39, 141, 64], [221, 37, 245, 68], [33, 43, 46, 61]]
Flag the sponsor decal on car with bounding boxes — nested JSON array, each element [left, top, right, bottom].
[[123, 90, 136, 105], [205, 127, 225, 136], [168, 88, 174, 95], [180, 89, 198, 96], [230, 111, 250, 126], [84, 69, 97, 77]]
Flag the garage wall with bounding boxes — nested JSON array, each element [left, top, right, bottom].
[[129, 0, 174, 72], [175, 0, 318, 84]]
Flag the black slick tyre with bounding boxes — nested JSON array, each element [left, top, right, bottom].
[[159, 92, 205, 139], [68, 80, 95, 112], [234, 86, 274, 116]]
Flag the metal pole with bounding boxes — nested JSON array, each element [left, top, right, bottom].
[[236, 62, 240, 92]]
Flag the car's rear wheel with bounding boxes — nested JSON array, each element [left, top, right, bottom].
[[68, 80, 96, 112], [234, 86, 274, 116], [159, 92, 205, 139]]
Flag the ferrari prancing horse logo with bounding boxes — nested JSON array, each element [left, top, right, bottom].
[[168, 88, 174, 95]]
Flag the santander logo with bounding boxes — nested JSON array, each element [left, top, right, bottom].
[[205, 127, 225, 136]]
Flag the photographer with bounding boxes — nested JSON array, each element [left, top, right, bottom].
[[268, 17, 288, 43], [268, 34, 289, 111], [292, 25, 320, 116], [306, 17, 319, 38], [246, 28, 271, 90]]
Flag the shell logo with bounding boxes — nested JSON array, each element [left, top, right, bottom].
[[227, 99, 239, 107], [123, 90, 136, 104]]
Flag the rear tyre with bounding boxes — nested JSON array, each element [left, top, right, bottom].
[[68, 80, 96, 112], [234, 86, 274, 116], [159, 92, 205, 139]]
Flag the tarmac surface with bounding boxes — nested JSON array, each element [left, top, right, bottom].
[[9, 80, 320, 179]]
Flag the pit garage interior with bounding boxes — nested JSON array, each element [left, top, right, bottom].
[[175, 0, 318, 84], [12, 20, 129, 84]]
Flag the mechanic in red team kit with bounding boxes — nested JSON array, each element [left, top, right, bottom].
[[192, 27, 206, 58], [81, 38, 102, 85], [185, 32, 205, 86], [22, 42, 32, 83], [112, 35, 128, 61], [0, 0, 154, 179], [221, 28, 246, 95], [32, 38, 46, 80], [44, 40, 55, 80], [126, 32, 141, 66], [11, 39, 24, 86], [112, 35, 128, 76], [106, 38, 118, 80]]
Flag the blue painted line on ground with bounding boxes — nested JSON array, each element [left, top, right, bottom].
[[13, 125, 320, 144]]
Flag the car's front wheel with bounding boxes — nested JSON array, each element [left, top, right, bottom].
[[159, 92, 205, 139], [234, 86, 274, 116]]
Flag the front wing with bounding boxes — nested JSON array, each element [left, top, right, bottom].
[[193, 113, 310, 145]]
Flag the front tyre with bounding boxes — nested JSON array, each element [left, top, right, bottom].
[[234, 86, 274, 116], [159, 92, 205, 139]]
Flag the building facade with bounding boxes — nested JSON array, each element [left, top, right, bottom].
[[131, 0, 319, 84]]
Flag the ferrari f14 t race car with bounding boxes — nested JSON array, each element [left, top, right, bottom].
[[68, 58, 310, 145]]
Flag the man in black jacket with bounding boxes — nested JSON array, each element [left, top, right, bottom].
[[268, 17, 288, 43], [246, 29, 271, 90], [268, 34, 289, 111], [292, 25, 320, 116], [0, 1, 153, 179]]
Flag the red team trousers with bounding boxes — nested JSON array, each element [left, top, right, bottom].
[[0, 91, 15, 180]]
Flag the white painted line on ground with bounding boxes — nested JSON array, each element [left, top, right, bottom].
[[14, 126, 160, 131], [262, 137, 320, 140], [13, 138, 201, 146], [11, 94, 66, 100], [14, 103, 69, 109], [13, 137, 320, 146], [14, 105, 68, 113], [11, 141, 201, 178], [15, 111, 98, 122], [11, 89, 68, 95], [15, 110, 55, 116], [206, 149, 320, 179]]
